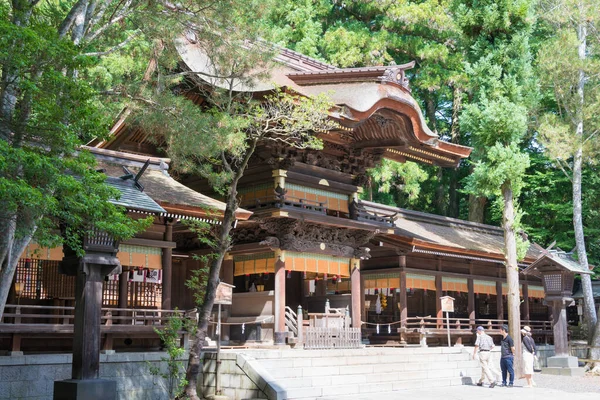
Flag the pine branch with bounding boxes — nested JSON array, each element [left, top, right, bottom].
[[82, 31, 139, 57]]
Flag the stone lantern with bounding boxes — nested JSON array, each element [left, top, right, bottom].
[[54, 228, 122, 399], [54, 172, 166, 399], [523, 250, 591, 376]]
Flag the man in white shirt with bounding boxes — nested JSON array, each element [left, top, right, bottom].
[[472, 326, 498, 388]]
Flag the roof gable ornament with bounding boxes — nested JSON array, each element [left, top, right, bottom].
[[380, 64, 413, 91]]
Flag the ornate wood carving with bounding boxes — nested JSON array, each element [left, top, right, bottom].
[[380, 66, 410, 91], [256, 218, 375, 259]]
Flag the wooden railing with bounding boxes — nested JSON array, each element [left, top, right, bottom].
[[0, 304, 195, 352], [365, 316, 554, 346], [241, 194, 397, 228], [241, 195, 327, 214], [401, 316, 553, 334]]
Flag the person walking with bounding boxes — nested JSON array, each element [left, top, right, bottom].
[[521, 325, 536, 388], [499, 324, 515, 387], [472, 326, 498, 388]]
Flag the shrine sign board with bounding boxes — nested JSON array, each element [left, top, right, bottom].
[[440, 296, 455, 313], [214, 282, 235, 305]]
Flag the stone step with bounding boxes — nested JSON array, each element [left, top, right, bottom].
[[284, 376, 468, 399], [264, 359, 478, 379]]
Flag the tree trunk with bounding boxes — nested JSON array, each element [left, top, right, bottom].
[[468, 194, 486, 223], [502, 184, 522, 378], [180, 142, 257, 399], [425, 95, 437, 133], [435, 167, 446, 215], [591, 304, 600, 371], [448, 86, 462, 218], [0, 218, 36, 320], [572, 15, 597, 355]]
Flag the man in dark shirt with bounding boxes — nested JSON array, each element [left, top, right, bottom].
[[499, 324, 515, 387]]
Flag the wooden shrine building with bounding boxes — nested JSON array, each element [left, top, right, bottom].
[[1, 37, 555, 352]]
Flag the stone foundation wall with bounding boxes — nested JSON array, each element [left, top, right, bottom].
[[202, 353, 269, 400], [0, 352, 187, 400]]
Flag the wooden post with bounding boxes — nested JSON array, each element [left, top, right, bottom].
[[118, 269, 128, 324], [274, 255, 286, 345], [467, 278, 475, 329], [496, 281, 504, 323], [522, 283, 530, 322], [72, 265, 104, 380], [297, 305, 303, 346], [399, 255, 407, 328], [221, 256, 234, 344], [435, 275, 443, 328], [350, 258, 361, 329], [161, 220, 173, 310]]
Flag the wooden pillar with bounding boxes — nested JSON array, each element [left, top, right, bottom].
[[496, 281, 504, 322], [435, 275, 443, 328], [72, 265, 104, 380], [467, 278, 475, 328], [522, 283, 530, 322], [161, 220, 174, 310], [351, 258, 361, 329], [360, 273, 365, 321], [118, 269, 128, 308], [274, 254, 286, 345], [316, 280, 327, 296], [398, 255, 407, 327], [221, 256, 234, 344], [552, 299, 569, 357]]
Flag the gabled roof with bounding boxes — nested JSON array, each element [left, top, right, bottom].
[[522, 250, 592, 277], [361, 200, 543, 263], [573, 280, 600, 298], [86, 146, 251, 221]]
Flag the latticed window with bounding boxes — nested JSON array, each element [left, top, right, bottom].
[[129, 281, 162, 308], [15, 259, 75, 299], [102, 279, 119, 306], [543, 274, 562, 293]]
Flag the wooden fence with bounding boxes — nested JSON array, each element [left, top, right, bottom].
[[304, 327, 361, 349]]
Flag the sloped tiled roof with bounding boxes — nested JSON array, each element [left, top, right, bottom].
[[361, 200, 543, 261], [85, 146, 251, 220], [106, 176, 165, 214]]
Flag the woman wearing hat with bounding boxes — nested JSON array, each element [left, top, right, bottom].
[[521, 325, 536, 388]]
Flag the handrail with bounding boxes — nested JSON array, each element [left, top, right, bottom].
[[1, 304, 190, 327]]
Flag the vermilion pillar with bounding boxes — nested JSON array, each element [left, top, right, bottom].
[[274, 255, 286, 345]]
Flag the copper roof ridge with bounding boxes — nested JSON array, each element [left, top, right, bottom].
[[83, 146, 170, 167], [275, 46, 337, 71], [287, 61, 416, 77]]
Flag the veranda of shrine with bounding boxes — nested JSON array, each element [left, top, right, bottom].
[[1, 37, 557, 354]]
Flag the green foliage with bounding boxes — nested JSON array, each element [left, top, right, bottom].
[[148, 311, 195, 399], [362, 159, 428, 208]]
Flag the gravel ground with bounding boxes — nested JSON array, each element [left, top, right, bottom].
[[532, 372, 600, 393]]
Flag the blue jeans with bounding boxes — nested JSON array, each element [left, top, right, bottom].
[[500, 357, 514, 385]]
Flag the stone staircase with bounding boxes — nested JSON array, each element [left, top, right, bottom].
[[236, 347, 480, 399]]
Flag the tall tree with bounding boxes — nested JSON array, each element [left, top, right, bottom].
[[139, 82, 336, 398], [0, 0, 160, 318], [453, 0, 538, 375], [536, 0, 600, 366]]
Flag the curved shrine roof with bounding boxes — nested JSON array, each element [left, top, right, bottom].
[[176, 36, 472, 167]]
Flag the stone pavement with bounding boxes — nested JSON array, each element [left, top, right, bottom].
[[317, 374, 600, 400], [319, 383, 599, 400]]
